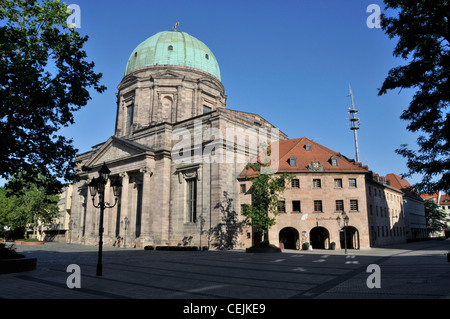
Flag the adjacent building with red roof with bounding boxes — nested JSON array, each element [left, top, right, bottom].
[[385, 174, 427, 240], [239, 137, 409, 250]]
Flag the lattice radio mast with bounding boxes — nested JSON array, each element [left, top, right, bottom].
[[348, 85, 360, 162]]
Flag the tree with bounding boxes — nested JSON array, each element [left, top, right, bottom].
[[0, 0, 106, 195], [424, 199, 447, 236], [378, 0, 450, 194], [0, 174, 59, 239], [241, 171, 292, 245]]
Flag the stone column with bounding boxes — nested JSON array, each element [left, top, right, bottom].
[[151, 85, 159, 123], [174, 85, 182, 122], [139, 167, 152, 244], [103, 179, 112, 239], [149, 85, 155, 125], [196, 87, 203, 115], [119, 172, 129, 240], [85, 177, 97, 240]]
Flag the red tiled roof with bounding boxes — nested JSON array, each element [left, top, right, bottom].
[[239, 137, 369, 178], [440, 194, 450, 205], [420, 193, 439, 201], [385, 173, 411, 190]]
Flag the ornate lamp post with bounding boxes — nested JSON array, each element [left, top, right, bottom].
[[121, 216, 129, 248], [336, 211, 350, 254], [88, 163, 122, 276]]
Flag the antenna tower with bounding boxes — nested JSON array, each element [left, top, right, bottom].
[[348, 85, 360, 162]]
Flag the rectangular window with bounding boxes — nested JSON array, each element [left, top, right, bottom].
[[289, 156, 297, 167], [314, 200, 323, 212], [291, 179, 300, 188], [292, 200, 301, 212], [334, 178, 343, 188], [240, 184, 246, 193], [335, 200, 344, 212], [126, 104, 134, 135], [349, 178, 357, 188], [186, 179, 197, 222], [313, 179, 321, 188], [277, 201, 286, 213], [350, 199, 359, 211]]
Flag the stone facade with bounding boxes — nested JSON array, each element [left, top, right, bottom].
[[238, 138, 373, 250], [385, 173, 427, 240], [366, 174, 407, 246], [238, 138, 411, 250], [69, 58, 287, 248]]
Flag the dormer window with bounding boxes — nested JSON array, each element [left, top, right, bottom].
[[168, 45, 173, 51], [331, 155, 338, 167], [205, 54, 209, 60], [289, 156, 297, 167], [305, 143, 312, 151]]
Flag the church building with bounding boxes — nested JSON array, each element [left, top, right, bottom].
[[69, 29, 287, 248]]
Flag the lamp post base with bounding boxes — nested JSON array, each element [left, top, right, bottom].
[[96, 264, 102, 276]]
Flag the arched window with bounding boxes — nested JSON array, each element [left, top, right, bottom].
[[168, 45, 173, 51], [161, 96, 173, 121]]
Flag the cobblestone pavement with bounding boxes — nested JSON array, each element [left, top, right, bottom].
[[1, 240, 449, 302]]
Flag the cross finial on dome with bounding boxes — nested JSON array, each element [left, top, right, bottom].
[[172, 21, 179, 32]]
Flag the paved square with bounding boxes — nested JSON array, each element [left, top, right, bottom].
[[1, 240, 449, 301]]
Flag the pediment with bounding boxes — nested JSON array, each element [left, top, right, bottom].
[[118, 75, 139, 89], [150, 70, 186, 81], [198, 78, 221, 91], [85, 136, 152, 168]]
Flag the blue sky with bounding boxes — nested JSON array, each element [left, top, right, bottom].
[[56, 0, 420, 184]]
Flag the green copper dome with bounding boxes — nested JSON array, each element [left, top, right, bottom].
[[124, 31, 221, 80]]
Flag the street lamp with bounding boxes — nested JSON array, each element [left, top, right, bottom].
[[121, 216, 130, 248], [88, 162, 122, 276], [336, 211, 350, 254]]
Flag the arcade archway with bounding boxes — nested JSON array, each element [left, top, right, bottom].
[[279, 227, 300, 249], [310, 227, 330, 249], [339, 226, 360, 249]]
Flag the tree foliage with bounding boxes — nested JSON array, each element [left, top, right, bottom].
[[378, 0, 450, 194], [0, 174, 59, 239], [0, 0, 106, 195], [423, 198, 447, 235], [241, 172, 293, 244]]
